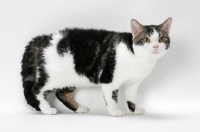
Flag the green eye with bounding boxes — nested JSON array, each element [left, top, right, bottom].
[[142, 37, 150, 43], [159, 36, 165, 42]]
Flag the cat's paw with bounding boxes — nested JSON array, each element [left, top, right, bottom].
[[108, 109, 125, 117], [76, 106, 89, 114], [132, 108, 145, 115], [41, 108, 57, 115]]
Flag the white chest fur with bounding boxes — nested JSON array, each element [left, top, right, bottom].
[[112, 43, 157, 86]]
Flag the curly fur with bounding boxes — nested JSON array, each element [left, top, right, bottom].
[[20, 18, 172, 116], [21, 35, 52, 111]]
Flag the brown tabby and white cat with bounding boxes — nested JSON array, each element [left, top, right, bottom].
[[21, 18, 172, 116]]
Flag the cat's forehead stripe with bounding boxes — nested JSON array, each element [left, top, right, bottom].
[[150, 29, 159, 42], [144, 25, 161, 36]]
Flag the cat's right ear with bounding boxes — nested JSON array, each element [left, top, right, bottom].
[[130, 19, 143, 37]]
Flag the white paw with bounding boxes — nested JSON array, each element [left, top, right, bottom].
[[108, 109, 125, 117], [41, 108, 57, 115], [132, 108, 145, 115], [76, 106, 89, 114]]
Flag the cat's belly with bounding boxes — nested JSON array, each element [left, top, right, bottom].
[[45, 54, 99, 89]]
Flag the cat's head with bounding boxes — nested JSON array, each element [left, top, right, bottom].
[[130, 18, 172, 59]]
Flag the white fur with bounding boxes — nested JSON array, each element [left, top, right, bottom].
[[36, 31, 167, 116], [40, 32, 99, 91], [134, 108, 145, 115], [75, 106, 89, 114], [36, 67, 40, 82]]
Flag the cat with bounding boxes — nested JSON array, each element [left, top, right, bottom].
[[21, 18, 172, 117]]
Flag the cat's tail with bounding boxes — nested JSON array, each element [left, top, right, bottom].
[[21, 40, 41, 111]]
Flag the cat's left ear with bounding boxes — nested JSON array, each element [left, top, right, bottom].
[[160, 17, 172, 34]]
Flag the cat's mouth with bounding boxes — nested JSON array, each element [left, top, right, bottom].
[[152, 50, 159, 54]]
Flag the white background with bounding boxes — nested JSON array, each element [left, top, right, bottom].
[[0, 0, 200, 132]]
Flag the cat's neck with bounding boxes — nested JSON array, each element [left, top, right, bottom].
[[116, 43, 157, 66], [132, 44, 159, 64], [115, 42, 157, 83]]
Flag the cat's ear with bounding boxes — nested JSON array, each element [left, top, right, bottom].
[[160, 17, 172, 34], [130, 19, 143, 37]]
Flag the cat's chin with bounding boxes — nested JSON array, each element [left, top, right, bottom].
[[152, 52, 167, 59], [149, 51, 164, 59], [152, 51, 159, 54], [150, 50, 161, 56]]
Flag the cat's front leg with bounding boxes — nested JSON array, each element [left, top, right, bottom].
[[124, 83, 145, 115], [101, 85, 124, 117]]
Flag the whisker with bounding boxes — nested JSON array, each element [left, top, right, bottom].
[[168, 50, 183, 54], [162, 53, 167, 65], [166, 53, 173, 63]]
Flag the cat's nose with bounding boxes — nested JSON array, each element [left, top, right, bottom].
[[153, 45, 159, 49]]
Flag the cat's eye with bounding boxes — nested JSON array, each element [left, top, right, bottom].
[[142, 37, 150, 43], [159, 36, 165, 42]]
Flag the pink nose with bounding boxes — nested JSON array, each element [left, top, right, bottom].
[[153, 45, 159, 49]]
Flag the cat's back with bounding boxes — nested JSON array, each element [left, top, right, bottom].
[[57, 28, 118, 73], [57, 28, 118, 57]]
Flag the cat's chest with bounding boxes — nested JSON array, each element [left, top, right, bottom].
[[113, 43, 156, 83], [127, 59, 155, 80]]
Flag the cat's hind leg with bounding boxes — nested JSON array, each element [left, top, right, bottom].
[[56, 87, 88, 114], [36, 89, 57, 115]]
